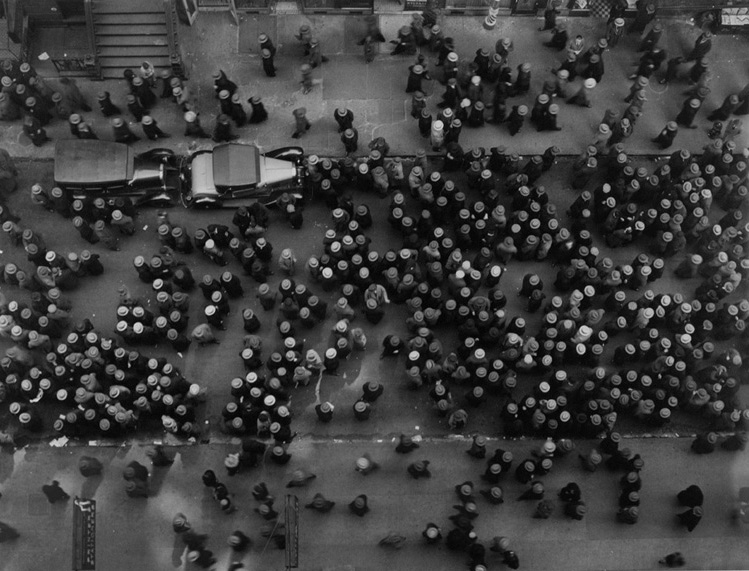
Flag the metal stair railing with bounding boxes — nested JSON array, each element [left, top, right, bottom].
[[83, 0, 102, 78], [164, 0, 188, 79]]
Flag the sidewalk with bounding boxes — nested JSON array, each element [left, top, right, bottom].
[[0, 437, 747, 571], [7, 13, 749, 160]]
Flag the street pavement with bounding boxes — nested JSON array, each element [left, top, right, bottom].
[[1, 10, 749, 571], [4, 13, 749, 159], [0, 437, 748, 571], [1, 158, 744, 440], [1, 150, 749, 568]]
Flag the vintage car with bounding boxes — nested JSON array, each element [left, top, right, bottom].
[[54, 140, 179, 205], [179, 143, 307, 208]]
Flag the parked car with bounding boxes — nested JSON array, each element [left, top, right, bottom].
[[179, 143, 307, 208], [54, 140, 179, 205]]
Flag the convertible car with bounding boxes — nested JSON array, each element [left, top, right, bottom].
[[54, 140, 179, 205], [179, 143, 307, 208], [53, 141, 307, 209]]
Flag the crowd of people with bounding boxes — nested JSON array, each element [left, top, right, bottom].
[[0, 55, 272, 145], [396, 0, 747, 151], [0, 1, 746, 152], [1, 1, 749, 567], [0, 172, 208, 437], [199, 130, 749, 445]]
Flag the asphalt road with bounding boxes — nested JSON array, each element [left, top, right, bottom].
[[1, 10, 748, 571], [1, 157, 743, 442]]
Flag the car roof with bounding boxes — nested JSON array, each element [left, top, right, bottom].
[[212, 144, 260, 188], [54, 140, 133, 185]]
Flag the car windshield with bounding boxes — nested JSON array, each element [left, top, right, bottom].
[[54, 140, 133, 185], [212, 144, 260, 189]]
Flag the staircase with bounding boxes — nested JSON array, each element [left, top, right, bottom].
[[90, 0, 177, 79]]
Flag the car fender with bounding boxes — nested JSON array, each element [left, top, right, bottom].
[[264, 146, 304, 163]]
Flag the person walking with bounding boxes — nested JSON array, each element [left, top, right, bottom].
[[23, 116, 48, 147], [248, 96, 268, 123], [539, 0, 561, 31], [707, 94, 740, 121], [291, 108, 311, 139], [362, 35, 376, 63], [506, 105, 527, 136], [543, 21, 569, 50], [652, 121, 678, 149], [638, 21, 663, 52], [212, 114, 238, 143], [261, 49, 276, 78], [539, 103, 561, 131], [295, 24, 313, 55], [300, 64, 313, 95], [659, 552, 686, 567], [146, 445, 175, 467], [79, 456, 104, 477], [126, 94, 145, 122], [568, 78, 596, 107], [407, 460, 432, 479], [184, 111, 210, 138], [677, 485, 704, 508], [391, 25, 416, 55], [406, 65, 428, 94], [57, 77, 92, 112], [334, 107, 354, 132], [259, 33, 276, 57], [676, 506, 703, 532], [306, 493, 335, 513], [628, 2, 656, 35], [111, 117, 140, 143], [141, 115, 170, 140], [213, 70, 238, 98], [349, 494, 370, 516], [675, 98, 701, 129], [686, 31, 712, 61], [308, 38, 329, 68], [98, 91, 121, 116], [41, 480, 70, 503], [341, 128, 358, 155], [606, 17, 625, 48]]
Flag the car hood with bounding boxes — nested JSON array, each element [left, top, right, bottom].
[[261, 155, 299, 187], [191, 152, 217, 196]]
